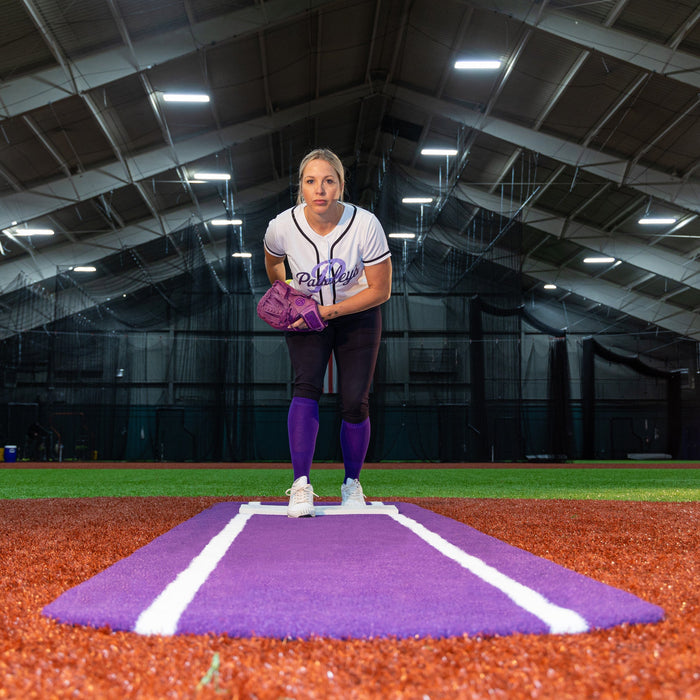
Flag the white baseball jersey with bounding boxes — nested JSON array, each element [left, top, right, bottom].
[[264, 203, 391, 306]]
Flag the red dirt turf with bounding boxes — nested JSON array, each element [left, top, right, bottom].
[[0, 496, 697, 699]]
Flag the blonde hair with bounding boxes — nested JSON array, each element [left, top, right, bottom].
[[296, 148, 345, 205]]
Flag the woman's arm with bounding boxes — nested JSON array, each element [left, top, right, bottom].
[[265, 249, 287, 284], [290, 258, 392, 328]]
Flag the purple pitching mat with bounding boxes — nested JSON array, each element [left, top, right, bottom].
[[42, 502, 664, 639]]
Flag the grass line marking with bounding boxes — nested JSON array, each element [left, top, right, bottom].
[[390, 511, 589, 634], [134, 511, 252, 635]]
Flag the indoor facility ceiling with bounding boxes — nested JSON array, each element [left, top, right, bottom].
[[0, 0, 699, 339]]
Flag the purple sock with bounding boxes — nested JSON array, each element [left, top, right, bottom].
[[340, 418, 370, 482], [287, 397, 319, 481]]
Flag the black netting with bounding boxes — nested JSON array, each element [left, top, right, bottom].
[[0, 160, 694, 462], [581, 338, 683, 459]]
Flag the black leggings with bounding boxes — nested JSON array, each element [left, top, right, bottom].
[[285, 306, 382, 423]]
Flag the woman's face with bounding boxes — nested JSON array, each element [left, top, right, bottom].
[[301, 158, 341, 216]]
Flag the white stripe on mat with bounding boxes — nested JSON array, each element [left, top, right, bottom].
[[389, 511, 589, 634], [134, 511, 253, 635]]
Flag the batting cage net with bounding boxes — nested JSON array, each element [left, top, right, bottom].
[[0, 160, 695, 462]]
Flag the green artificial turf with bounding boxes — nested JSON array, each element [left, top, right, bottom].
[[0, 467, 698, 501]]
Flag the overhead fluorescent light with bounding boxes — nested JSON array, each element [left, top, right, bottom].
[[388, 232, 416, 239], [402, 197, 433, 204], [186, 179, 207, 184], [5, 228, 54, 236], [583, 257, 616, 264], [455, 60, 502, 70], [211, 219, 243, 226], [232, 252, 252, 258], [543, 284, 557, 290], [193, 173, 231, 181], [421, 148, 458, 156], [638, 217, 677, 225], [72, 266, 96, 272], [163, 93, 210, 103]]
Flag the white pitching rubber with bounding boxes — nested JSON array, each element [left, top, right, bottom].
[[240, 501, 399, 516]]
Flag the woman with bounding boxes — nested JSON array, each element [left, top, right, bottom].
[[263, 148, 392, 517]]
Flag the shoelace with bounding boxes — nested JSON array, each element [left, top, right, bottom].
[[286, 483, 318, 504]]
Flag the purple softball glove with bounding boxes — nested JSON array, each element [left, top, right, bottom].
[[257, 280, 327, 331]]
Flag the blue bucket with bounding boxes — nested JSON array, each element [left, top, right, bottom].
[[3, 445, 17, 463]]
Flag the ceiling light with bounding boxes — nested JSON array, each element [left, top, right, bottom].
[[5, 228, 55, 236], [388, 233, 416, 239], [72, 266, 96, 272], [638, 217, 677, 225], [583, 257, 616, 264], [454, 60, 502, 70], [163, 93, 210, 103], [543, 284, 557, 290], [402, 197, 433, 204], [193, 173, 231, 181], [421, 148, 458, 156], [232, 252, 252, 258], [211, 219, 243, 226]]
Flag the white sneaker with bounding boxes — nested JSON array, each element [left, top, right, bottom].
[[341, 478, 366, 507], [286, 476, 317, 518]]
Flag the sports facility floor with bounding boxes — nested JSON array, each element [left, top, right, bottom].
[[1, 461, 698, 698]]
